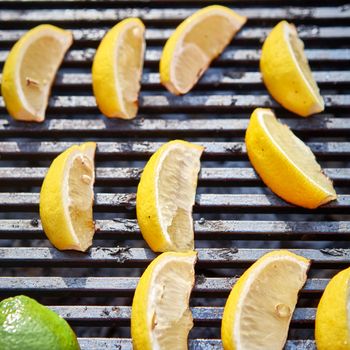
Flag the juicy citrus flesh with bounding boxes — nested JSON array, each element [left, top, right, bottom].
[[315, 267, 350, 350], [260, 20, 324, 117], [40, 142, 96, 251], [245, 108, 336, 209], [160, 5, 246, 95], [136, 140, 204, 252], [1, 24, 73, 122], [92, 18, 145, 119], [221, 250, 310, 350], [131, 251, 197, 350], [68, 150, 95, 249], [0, 295, 80, 350]]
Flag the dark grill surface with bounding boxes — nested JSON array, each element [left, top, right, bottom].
[[0, 1, 349, 349]]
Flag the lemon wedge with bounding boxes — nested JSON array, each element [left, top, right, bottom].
[[260, 20, 324, 117], [40, 142, 96, 252], [160, 5, 246, 95], [92, 18, 145, 119], [245, 108, 336, 209], [221, 250, 310, 350], [316, 267, 350, 350], [1, 24, 73, 122], [131, 251, 197, 350], [136, 140, 203, 252]]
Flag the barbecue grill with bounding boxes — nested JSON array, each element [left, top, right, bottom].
[[0, 0, 349, 349]]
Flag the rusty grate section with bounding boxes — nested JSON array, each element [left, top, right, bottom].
[[0, 1, 349, 349]]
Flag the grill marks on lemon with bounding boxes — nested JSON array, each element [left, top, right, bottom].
[[260, 21, 324, 117], [1, 24, 73, 122], [160, 5, 246, 95], [131, 251, 197, 350], [136, 140, 203, 252], [92, 18, 145, 119], [221, 250, 310, 350], [245, 108, 336, 209], [40, 142, 96, 252]]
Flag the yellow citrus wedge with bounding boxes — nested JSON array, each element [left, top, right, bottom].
[[92, 18, 145, 119], [260, 20, 324, 117], [131, 251, 197, 350], [40, 142, 96, 252], [315, 267, 350, 350], [221, 250, 310, 350], [1, 24, 73, 122], [160, 5, 246, 95], [136, 140, 203, 252], [245, 108, 337, 209]]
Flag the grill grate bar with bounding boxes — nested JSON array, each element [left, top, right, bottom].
[[3, 71, 350, 87], [1, 48, 350, 65], [0, 26, 349, 43], [0, 141, 349, 157], [0, 276, 329, 294], [0, 193, 349, 213], [0, 7, 348, 21], [0, 94, 348, 111], [76, 338, 316, 350], [40, 305, 316, 324], [1, 248, 349, 267], [0, 167, 348, 183], [0, 117, 348, 136], [0, 219, 349, 240]]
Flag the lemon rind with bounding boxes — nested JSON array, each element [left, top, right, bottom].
[[256, 108, 337, 203], [92, 18, 145, 119], [40, 142, 96, 251], [282, 22, 324, 115], [2, 24, 72, 122]]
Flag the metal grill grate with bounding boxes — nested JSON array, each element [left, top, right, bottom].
[[0, 1, 349, 349]]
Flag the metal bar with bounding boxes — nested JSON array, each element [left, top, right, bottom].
[[0, 117, 348, 135], [0, 219, 349, 240], [2, 71, 350, 87], [0, 167, 348, 184], [0, 95, 348, 110], [0, 142, 349, 157], [0, 248, 349, 267], [0, 193, 348, 213], [35, 305, 314, 324], [0, 7, 348, 21], [1, 49, 349, 64], [0, 26, 349, 43], [0, 276, 329, 294], [76, 338, 316, 350]]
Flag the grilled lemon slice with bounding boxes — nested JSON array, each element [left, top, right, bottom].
[[316, 267, 350, 350], [1, 24, 73, 122], [260, 21, 324, 117], [222, 250, 310, 350], [92, 18, 145, 119], [131, 251, 197, 350], [40, 142, 96, 252], [245, 108, 336, 209], [160, 5, 246, 95], [136, 140, 203, 252]]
